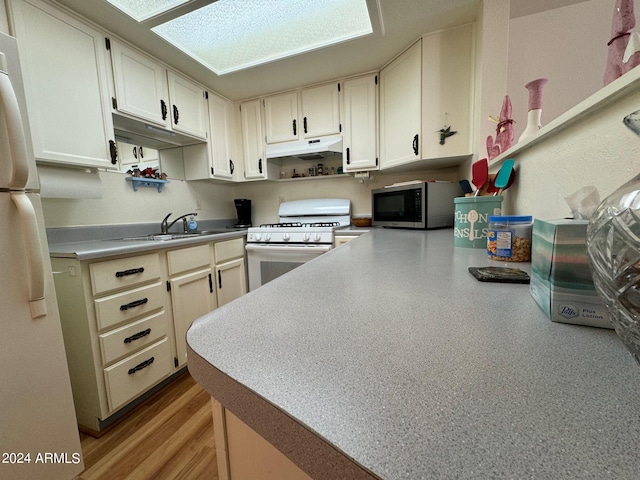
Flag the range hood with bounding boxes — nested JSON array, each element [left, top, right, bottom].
[[265, 135, 343, 161]]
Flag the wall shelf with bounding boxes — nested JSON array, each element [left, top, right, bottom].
[[126, 177, 169, 192]]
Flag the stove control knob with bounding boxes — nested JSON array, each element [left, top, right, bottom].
[[282, 232, 290, 241], [264, 233, 272, 242], [303, 232, 311, 242], [254, 233, 262, 242], [313, 233, 322, 242]]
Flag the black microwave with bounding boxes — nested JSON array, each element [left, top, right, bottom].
[[371, 181, 459, 229]]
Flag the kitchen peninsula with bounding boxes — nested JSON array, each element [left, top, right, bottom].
[[187, 228, 640, 480]]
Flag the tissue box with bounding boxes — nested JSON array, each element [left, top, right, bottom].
[[529, 219, 611, 329]]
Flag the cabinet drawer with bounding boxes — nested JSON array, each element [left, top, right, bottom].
[[167, 244, 211, 276], [94, 281, 166, 331], [104, 338, 172, 413], [90, 253, 162, 295], [214, 238, 244, 264], [99, 310, 168, 365]]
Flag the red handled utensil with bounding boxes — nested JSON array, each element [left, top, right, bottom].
[[471, 158, 488, 196]]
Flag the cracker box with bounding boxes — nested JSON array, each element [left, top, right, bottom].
[[529, 219, 611, 329]]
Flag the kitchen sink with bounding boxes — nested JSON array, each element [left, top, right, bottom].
[[118, 229, 236, 241]]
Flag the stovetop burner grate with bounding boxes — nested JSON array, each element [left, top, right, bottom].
[[258, 222, 340, 228]]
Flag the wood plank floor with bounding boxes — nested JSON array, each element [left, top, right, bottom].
[[76, 372, 219, 480]]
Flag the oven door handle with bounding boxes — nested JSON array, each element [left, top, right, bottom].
[[245, 243, 332, 254]]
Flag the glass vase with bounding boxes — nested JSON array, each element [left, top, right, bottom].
[[586, 173, 640, 364]]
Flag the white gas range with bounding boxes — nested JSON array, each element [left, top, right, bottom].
[[245, 198, 351, 291]]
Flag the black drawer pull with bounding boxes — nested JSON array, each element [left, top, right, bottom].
[[120, 298, 148, 311], [115, 267, 144, 278], [124, 328, 151, 344], [128, 357, 154, 375]]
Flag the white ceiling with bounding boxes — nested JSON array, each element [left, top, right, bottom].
[[52, 0, 589, 102]]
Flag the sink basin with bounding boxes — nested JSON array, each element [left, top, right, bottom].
[[118, 229, 237, 241]]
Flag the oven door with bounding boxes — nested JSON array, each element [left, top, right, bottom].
[[245, 243, 331, 291]]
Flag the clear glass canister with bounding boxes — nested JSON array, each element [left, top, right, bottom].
[[487, 215, 533, 262]]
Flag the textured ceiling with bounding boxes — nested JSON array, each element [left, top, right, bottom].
[[51, 0, 589, 101]]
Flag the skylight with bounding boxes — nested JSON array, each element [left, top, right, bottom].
[[105, 0, 191, 22], [150, 0, 373, 75]]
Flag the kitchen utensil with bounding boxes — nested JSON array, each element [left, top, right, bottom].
[[494, 159, 515, 195], [472, 158, 488, 196], [486, 175, 498, 195], [459, 179, 473, 197]]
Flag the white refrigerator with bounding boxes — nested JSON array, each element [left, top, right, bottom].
[[0, 31, 84, 479]]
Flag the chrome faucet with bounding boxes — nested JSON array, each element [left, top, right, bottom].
[[161, 212, 197, 234]]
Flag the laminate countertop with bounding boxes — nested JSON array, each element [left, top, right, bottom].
[[187, 228, 640, 480]]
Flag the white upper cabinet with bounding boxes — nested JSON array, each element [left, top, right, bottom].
[[167, 70, 208, 139], [379, 40, 422, 170], [240, 99, 266, 180], [421, 23, 474, 161], [341, 74, 378, 172], [380, 24, 475, 171], [264, 91, 298, 143], [10, 0, 116, 169], [183, 92, 235, 181], [300, 82, 340, 138], [110, 40, 168, 127], [206, 92, 234, 179], [109, 39, 208, 140], [264, 82, 340, 144]]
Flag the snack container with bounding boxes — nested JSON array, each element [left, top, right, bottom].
[[487, 215, 533, 262]]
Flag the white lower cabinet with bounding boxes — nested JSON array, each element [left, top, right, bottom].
[[214, 238, 247, 307], [167, 244, 217, 368], [51, 236, 247, 433]]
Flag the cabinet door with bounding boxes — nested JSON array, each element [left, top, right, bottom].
[[240, 100, 266, 179], [216, 258, 246, 307], [342, 75, 378, 172], [110, 40, 169, 127], [208, 92, 234, 179], [167, 70, 208, 139], [170, 268, 216, 367], [379, 40, 422, 170], [421, 23, 474, 160], [264, 91, 298, 143], [301, 83, 340, 138], [11, 0, 116, 169]]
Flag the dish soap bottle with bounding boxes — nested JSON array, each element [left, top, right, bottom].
[[187, 215, 198, 233]]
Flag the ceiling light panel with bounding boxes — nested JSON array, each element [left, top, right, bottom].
[[151, 0, 373, 75], [105, 0, 191, 22]]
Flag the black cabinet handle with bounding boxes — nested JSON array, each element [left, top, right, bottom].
[[258, 158, 263, 174], [124, 328, 151, 344], [230, 159, 234, 174], [303, 117, 308, 134], [346, 147, 350, 165], [119, 297, 148, 311], [218, 270, 222, 289], [133, 146, 137, 159], [115, 267, 144, 278], [109, 140, 117, 165], [160, 99, 167, 120], [139, 146, 144, 159], [173, 104, 179, 125], [128, 357, 154, 375], [208, 273, 213, 293], [412, 134, 419, 156], [292, 119, 297, 136]]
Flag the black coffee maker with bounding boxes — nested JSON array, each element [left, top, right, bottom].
[[234, 199, 252, 227]]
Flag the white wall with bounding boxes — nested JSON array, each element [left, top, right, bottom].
[[506, 0, 626, 140], [504, 80, 640, 220], [234, 168, 458, 225], [41, 170, 237, 228]]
